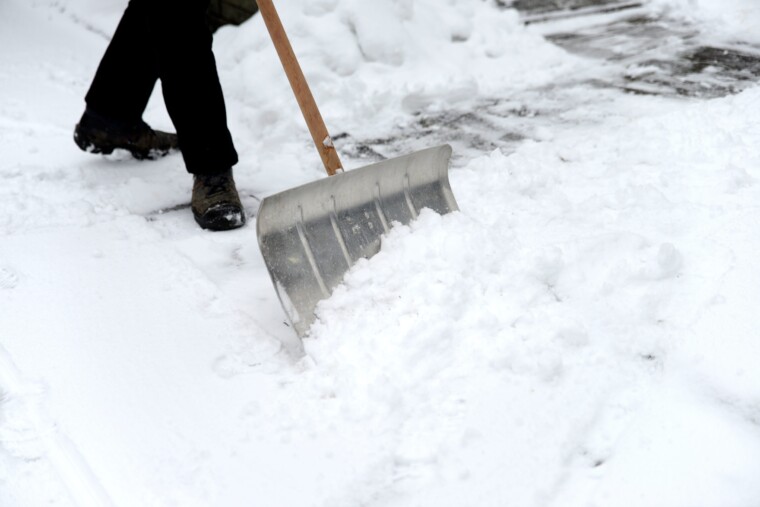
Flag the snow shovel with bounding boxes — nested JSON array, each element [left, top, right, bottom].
[[256, 0, 459, 337]]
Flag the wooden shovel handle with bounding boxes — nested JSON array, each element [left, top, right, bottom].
[[256, 0, 343, 176]]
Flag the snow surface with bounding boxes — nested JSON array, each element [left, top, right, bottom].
[[651, 0, 760, 44], [1, 0, 760, 505]]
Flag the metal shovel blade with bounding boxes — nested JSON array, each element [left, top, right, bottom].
[[257, 144, 458, 337]]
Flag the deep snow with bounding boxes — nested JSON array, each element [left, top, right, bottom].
[[1, 0, 760, 505]]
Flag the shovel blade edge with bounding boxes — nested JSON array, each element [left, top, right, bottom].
[[256, 144, 458, 337]]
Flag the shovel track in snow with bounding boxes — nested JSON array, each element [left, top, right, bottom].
[[341, 1, 760, 164]]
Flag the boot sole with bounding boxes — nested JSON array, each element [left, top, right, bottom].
[[193, 205, 247, 232], [74, 125, 173, 160]]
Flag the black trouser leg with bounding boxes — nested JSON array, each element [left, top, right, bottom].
[[84, 0, 238, 175], [85, 0, 157, 124], [151, 0, 238, 175]]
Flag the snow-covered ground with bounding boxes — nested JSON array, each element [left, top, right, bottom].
[[652, 0, 760, 44], [1, 0, 760, 505]]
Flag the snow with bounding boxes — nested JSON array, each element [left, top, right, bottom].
[[1, 0, 760, 505], [651, 0, 760, 44]]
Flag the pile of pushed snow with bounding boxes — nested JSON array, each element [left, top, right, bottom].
[[216, 0, 570, 99], [651, 0, 760, 44], [301, 86, 760, 504]]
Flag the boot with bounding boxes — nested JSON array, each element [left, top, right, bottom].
[[74, 108, 179, 160], [191, 169, 246, 231]]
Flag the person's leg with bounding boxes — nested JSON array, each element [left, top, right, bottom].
[[76, 0, 243, 230], [149, 0, 245, 231], [75, 0, 179, 159], [150, 0, 238, 176], [85, 0, 158, 123]]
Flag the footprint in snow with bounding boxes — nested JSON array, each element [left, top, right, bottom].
[[0, 267, 19, 290]]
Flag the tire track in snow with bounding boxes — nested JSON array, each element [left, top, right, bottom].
[[0, 345, 113, 506]]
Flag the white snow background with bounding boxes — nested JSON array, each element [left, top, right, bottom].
[[1, 0, 760, 505]]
